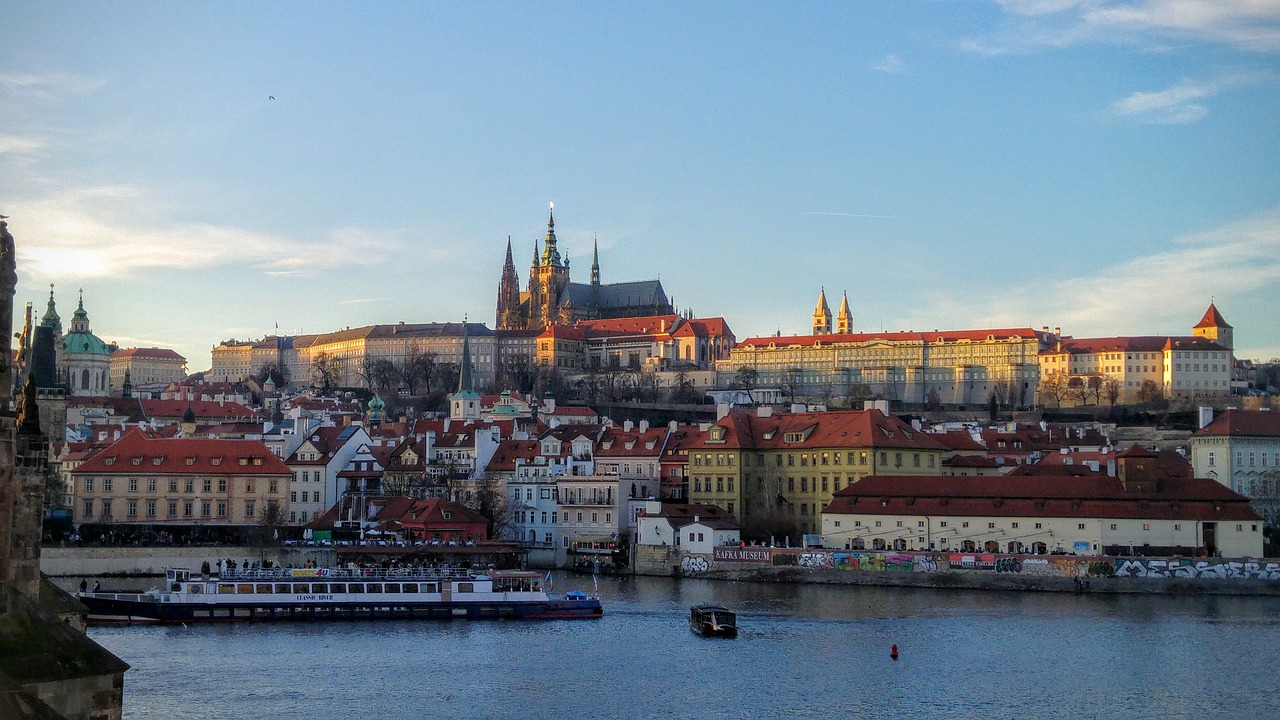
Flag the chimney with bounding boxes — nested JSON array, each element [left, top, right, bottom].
[[1198, 406, 1214, 429], [639, 420, 649, 433], [718, 404, 731, 420], [669, 420, 678, 431], [755, 405, 772, 418], [623, 420, 634, 432]]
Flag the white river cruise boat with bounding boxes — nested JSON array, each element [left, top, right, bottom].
[[79, 567, 603, 624]]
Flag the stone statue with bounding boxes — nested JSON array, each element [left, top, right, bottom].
[[16, 374, 39, 436]]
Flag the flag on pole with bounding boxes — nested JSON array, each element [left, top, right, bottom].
[[545, 571, 553, 592]]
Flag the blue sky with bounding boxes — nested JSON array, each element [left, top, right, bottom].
[[2, 1, 1278, 371]]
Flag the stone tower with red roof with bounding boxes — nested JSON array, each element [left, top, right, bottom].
[[1192, 302, 1233, 351]]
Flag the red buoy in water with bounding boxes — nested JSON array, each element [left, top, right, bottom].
[[890, 644, 899, 660]]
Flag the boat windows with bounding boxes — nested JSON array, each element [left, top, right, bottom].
[[330, 583, 346, 593], [421, 583, 438, 593], [236, 584, 254, 594], [402, 584, 417, 594], [255, 584, 272, 593], [292, 584, 310, 593], [217, 584, 235, 594], [456, 583, 474, 593], [312, 584, 328, 594], [384, 583, 400, 593], [367, 584, 383, 593], [348, 584, 364, 594], [274, 584, 291, 593], [188, 585, 203, 594]]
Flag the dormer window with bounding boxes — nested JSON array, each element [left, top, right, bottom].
[[131, 456, 142, 465], [185, 457, 196, 465], [152, 457, 164, 466], [784, 432, 804, 444], [211, 457, 222, 466], [253, 458, 263, 465], [104, 457, 115, 466]]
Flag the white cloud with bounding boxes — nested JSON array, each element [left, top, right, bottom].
[[972, 0, 1280, 54], [9, 185, 403, 280], [1107, 72, 1266, 123], [912, 207, 1280, 342], [873, 54, 904, 74], [0, 71, 102, 98], [0, 134, 47, 156], [336, 297, 388, 305]]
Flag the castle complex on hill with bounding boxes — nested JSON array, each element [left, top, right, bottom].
[[495, 204, 674, 331]]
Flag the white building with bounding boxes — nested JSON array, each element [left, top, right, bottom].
[[1190, 409, 1280, 519]]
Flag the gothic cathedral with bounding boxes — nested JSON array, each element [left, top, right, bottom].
[[496, 204, 674, 330]]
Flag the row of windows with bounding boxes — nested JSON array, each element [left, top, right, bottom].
[[83, 478, 280, 494], [82, 498, 244, 519]]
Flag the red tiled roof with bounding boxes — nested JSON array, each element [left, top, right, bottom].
[[690, 409, 947, 452], [595, 426, 669, 457], [1046, 336, 1227, 355], [824, 473, 1259, 521], [1194, 302, 1231, 330], [73, 429, 290, 476], [112, 347, 187, 361], [736, 327, 1041, 349], [486, 440, 540, 472], [932, 431, 987, 452], [1193, 409, 1280, 439]]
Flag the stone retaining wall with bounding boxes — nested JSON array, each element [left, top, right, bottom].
[[646, 546, 1280, 595]]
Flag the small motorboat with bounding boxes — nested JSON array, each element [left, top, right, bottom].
[[689, 605, 738, 638]]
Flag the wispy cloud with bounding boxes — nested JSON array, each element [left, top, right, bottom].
[[1108, 72, 1267, 123], [9, 185, 403, 279], [0, 71, 102, 98], [804, 211, 900, 219], [336, 297, 388, 305], [906, 207, 1280, 343], [873, 54, 904, 74], [968, 1, 1280, 54], [0, 134, 47, 156]]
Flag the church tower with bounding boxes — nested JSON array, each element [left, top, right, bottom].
[[812, 288, 832, 335], [836, 291, 852, 334], [450, 320, 481, 421], [496, 236, 523, 330], [528, 203, 571, 328], [1193, 302, 1233, 351], [590, 235, 601, 286]]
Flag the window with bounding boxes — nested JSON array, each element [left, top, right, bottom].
[[246, 480, 255, 494], [184, 501, 193, 517], [218, 479, 227, 493], [185, 479, 194, 493], [101, 500, 112, 518], [129, 478, 138, 492], [246, 501, 256, 518], [1110, 523, 1118, 530], [268, 479, 278, 493], [1078, 523, 1086, 530], [169, 479, 178, 492], [203, 479, 212, 492], [939, 521, 947, 528], [147, 478, 156, 492], [83, 499, 93, 517], [988, 522, 995, 529], [962, 522, 969, 528], [168, 501, 177, 517], [84, 478, 94, 493], [291, 492, 298, 503], [217, 502, 228, 517], [1035, 523, 1042, 529], [1011, 522, 1019, 529], [917, 521, 925, 528], [201, 501, 211, 517], [127, 500, 138, 517]]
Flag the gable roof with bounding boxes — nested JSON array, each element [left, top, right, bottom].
[[73, 429, 290, 476], [1193, 409, 1280, 439]]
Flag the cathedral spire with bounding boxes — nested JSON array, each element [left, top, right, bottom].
[[41, 283, 61, 333], [590, 234, 600, 286], [540, 201, 562, 267]]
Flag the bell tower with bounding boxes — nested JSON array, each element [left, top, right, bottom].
[[812, 287, 832, 335]]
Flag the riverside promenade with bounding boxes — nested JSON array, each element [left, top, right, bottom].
[[635, 545, 1280, 596]]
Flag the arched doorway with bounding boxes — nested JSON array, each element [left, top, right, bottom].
[[872, 538, 886, 550], [851, 537, 865, 550], [892, 538, 907, 551], [1031, 542, 1047, 554], [983, 540, 1000, 553], [961, 540, 977, 552], [1007, 541, 1023, 554]]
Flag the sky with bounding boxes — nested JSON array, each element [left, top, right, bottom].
[[2, 1, 1278, 373]]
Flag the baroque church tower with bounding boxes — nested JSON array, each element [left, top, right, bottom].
[[527, 203, 570, 329]]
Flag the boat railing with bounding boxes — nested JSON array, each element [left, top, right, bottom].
[[84, 591, 157, 603], [207, 567, 477, 582]]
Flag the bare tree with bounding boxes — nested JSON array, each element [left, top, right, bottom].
[[669, 368, 700, 404], [1137, 379, 1162, 404], [464, 473, 514, 541], [781, 367, 803, 403], [1040, 370, 1069, 408], [394, 349, 437, 396], [311, 352, 338, 393], [734, 366, 759, 404], [1103, 378, 1122, 408], [1086, 375, 1104, 406]]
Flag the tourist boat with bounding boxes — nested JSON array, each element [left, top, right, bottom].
[[79, 567, 603, 624], [689, 604, 738, 638]]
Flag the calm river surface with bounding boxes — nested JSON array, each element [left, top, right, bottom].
[[84, 574, 1280, 720]]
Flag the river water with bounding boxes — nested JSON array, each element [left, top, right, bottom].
[[83, 574, 1280, 720]]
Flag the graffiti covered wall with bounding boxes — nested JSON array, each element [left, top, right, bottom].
[[693, 547, 1280, 581]]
